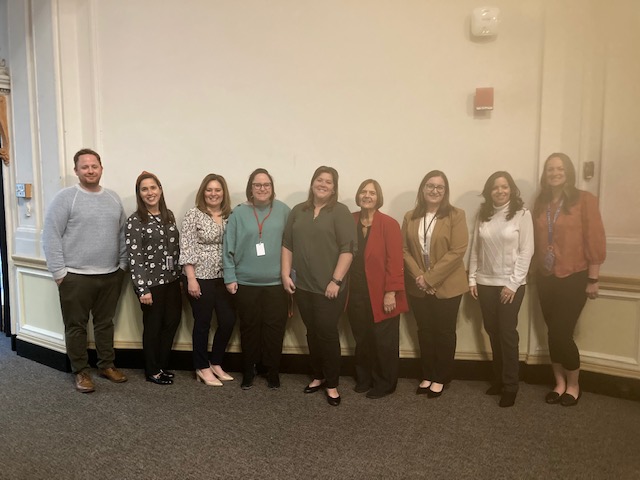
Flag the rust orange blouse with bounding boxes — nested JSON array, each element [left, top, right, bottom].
[[533, 190, 606, 278]]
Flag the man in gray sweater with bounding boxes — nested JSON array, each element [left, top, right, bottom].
[[43, 148, 128, 393]]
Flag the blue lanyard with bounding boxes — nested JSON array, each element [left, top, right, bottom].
[[546, 200, 563, 246]]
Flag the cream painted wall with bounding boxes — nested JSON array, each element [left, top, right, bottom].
[[4, 0, 640, 378]]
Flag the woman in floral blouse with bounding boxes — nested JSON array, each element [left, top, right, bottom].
[[126, 171, 182, 385], [180, 173, 236, 386]]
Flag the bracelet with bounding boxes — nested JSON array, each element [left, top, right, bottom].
[[587, 278, 599, 284], [331, 277, 343, 286]]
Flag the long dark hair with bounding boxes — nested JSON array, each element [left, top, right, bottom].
[[135, 171, 175, 225], [534, 152, 580, 216], [411, 170, 452, 219], [302, 166, 339, 211], [245, 168, 276, 203], [195, 173, 231, 219], [478, 171, 524, 222]]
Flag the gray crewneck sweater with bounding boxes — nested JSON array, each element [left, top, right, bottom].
[[43, 185, 127, 280]]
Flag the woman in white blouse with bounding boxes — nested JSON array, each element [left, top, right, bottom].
[[468, 171, 534, 407], [180, 174, 236, 386]]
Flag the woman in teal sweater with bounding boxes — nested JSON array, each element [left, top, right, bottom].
[[223, 168, 291, 389]]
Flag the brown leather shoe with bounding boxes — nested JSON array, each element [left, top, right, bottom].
[[75, 371, 95, 393], [98, 367, 128, 383]]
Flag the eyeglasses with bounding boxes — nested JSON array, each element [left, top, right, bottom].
[[252, 183, 272, 190], [425, 183, 445, 193]]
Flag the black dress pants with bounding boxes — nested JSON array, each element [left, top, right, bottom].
[[235, 284, 288, 375], [409, 293, 462, 385], [537, 271, 588, 371], [347, 290, 399, 395], [477, 284, 525, 392], [140, 279, 182, 376], [295, 288, 346, 389], [184, 277, 237, 370]]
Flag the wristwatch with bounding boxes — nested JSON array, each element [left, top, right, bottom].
[[331, 277, 343, 286]]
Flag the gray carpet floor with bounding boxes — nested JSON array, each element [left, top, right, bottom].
[[1, 338, 639, 480]]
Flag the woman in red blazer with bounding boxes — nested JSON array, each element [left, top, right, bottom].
[[347, 179, 409, 399]]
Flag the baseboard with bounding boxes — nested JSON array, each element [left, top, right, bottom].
[[13, 343, 640, 401], [15, 338, 70, 372]]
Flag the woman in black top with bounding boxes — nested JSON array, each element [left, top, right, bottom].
[[126, 171, 182, 385]]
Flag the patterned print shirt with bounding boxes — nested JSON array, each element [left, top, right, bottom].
[[179, 207, 227, 279], [125, 212, 181, 297]]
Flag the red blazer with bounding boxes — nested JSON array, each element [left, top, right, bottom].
[[352, 210, 409, 322]]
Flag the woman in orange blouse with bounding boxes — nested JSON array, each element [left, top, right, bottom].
[[533, 153, 606, 407]]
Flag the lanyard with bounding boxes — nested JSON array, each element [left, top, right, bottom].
[[422, 213, 437, 253], [546, 200, 563, 246], [252, 204, 273, 241]]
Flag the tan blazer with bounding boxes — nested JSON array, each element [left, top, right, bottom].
[[402, 206, 469, 299]]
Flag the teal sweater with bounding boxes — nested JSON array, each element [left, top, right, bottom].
[[223, 200, 290, 286]]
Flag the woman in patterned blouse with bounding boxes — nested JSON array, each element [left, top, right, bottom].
[[180, 174, 237, 386], [126, 171, 182, 385]]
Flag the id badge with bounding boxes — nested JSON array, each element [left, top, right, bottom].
[[256, 242, 266, 257], [544, 248, 555, 272], [166, 256, 174, 270], [423, 253, 430, 271]]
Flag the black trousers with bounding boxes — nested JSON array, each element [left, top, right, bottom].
[[295, 288, 346, 389], [409, 293, 462, 385], [537, 271, 588, 371], [184, 277, 237, 370], [347, 290, 399, 395], [477, 284, 525, 392], [139, 279, 182, 376], [235, 284, 288, 375]]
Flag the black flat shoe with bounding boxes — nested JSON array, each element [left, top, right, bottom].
[[416, 386, 431, 395], [560, 390, 581, 407], [499, 391, 517, 407], [267, 372, 280, 389], [241, 372, 254, 390], [160, 370, 175, 379], [304, 382, 325, 394], [426, 387, 443, 398], [326, 393, 341, 406], [146, 374, 172, 385], [545, 391, 562, 404], [485, 384, 502, 395]]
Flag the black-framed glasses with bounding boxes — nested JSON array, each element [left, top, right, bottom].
[[425, 183, 445, 193], [252, 183, 272, 189]]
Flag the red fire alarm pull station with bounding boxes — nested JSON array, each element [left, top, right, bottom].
[[475, 87, 494, 111]]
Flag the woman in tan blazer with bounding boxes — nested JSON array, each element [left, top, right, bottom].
[[402, 170, 468, 398]]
